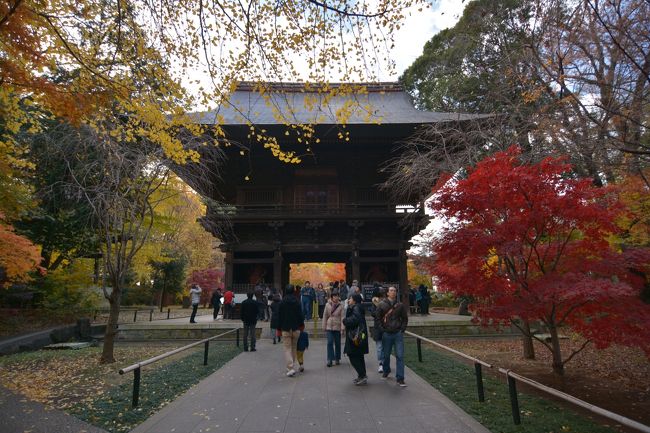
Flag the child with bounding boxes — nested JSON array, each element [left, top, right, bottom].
[[296, 330, 309, 372]]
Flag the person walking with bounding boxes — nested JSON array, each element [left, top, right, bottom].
[[376, 286, 409, 387], [223, 287, 234, 319], [419, 284, 431, 315], [270, 294, 281, 344], [343, 293, 369, 385], [240, 291, 259, 352], [189, 284, 202, 323], [211, 288, 222, 320], [296, 330, 309, 372], [278, 284, 304, 377], [315, 283, 327, 319], [300, 281, 315, 320], [322, 291, 344, 367], [371, 288, 387, 373]]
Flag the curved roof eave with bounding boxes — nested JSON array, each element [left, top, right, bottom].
[[188, 86, 491, 126]]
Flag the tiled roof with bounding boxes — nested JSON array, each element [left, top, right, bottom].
[[189, 82, 488, 125]]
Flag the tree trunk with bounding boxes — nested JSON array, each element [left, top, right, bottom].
[[548, 324, 564, 376], [100, 284, 121, 364], [521, 319, 535, 360]]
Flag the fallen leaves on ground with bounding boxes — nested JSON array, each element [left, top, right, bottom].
[[440, 337, 650, 426], [0, 345, 171, 410]]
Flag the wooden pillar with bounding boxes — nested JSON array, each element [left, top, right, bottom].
[[282, 262, 291, 291], [351, 249, 360, 283], [398, 247, 409, 308], [224, 250, 234, 289], [273, 249, 283, 291]]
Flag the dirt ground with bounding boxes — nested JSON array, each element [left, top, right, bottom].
[[440, 337, 650, 428]]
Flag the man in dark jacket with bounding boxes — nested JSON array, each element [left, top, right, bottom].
[[376, 286, 408, 387], [278, 284, 304, 377], [240, 291, 259, 352]]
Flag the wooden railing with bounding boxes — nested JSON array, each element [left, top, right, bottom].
[[405, 330, 650, 432], [119, 328, 241, 407]]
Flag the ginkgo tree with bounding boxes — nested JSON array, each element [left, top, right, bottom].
[[428, 146, 650, 376], [1, 0, 428, 167]]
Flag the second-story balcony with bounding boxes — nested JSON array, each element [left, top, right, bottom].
[[206, 202, 426, 221]]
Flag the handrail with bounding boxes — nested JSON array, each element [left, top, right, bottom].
[[499, 368, 650, 433], [405, 329, 649, 432], [405, 330, 491, 403], [119, 327, 241, 407], [120, 328, 239, 375], [404, 330, 492, 368]]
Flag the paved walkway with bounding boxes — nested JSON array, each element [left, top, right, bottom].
[[0, 385, 108, 433], [131, 339, 490, 433]]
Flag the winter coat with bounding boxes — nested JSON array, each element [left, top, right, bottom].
[[278, 294, 304, 331], [322, 300, 344, 331], [371, 297, 384, 341], [211, 291, 222, 308], [240, 298, 259, 325], [315, 289, 327, 306], [376, 298, 408, 334], [343, 303, 369, 355], [190, 287, 202, 305]]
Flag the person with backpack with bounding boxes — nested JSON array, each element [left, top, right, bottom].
[[376, 286, 409, 387], [322, 290, 344, 367]]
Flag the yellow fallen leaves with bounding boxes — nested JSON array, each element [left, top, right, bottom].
[[0, 346, 170, 410]]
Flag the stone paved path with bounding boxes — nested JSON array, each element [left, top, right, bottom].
[[0, 385, 108, 433], [131, 338, 491, 433]]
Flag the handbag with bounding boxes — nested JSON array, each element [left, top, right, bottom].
[[350, 326, 366, 347]]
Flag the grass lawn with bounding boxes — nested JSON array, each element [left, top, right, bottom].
[[0, 342, 241, 433], [403, 339, 624, 433]]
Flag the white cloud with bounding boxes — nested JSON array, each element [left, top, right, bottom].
[[387, 0, 465, 80]]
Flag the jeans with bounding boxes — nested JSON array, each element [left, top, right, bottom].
[[212, 304, 220, 319], [326, 330, 341, 362], [301, 298, 313, 320], [382, 331, 405, 381], [375, 338, 384, 365], [243, 323, 256, 350], [190, 303, 199, 322], [223, 303, 233, 319]]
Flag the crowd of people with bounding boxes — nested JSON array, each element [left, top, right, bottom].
[[187, 280, 422, 388]]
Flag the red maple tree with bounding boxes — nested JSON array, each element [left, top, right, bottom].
[[428, 146, 650, 375], [188, 268, 225, 305]]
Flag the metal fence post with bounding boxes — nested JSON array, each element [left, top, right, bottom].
[[133, 309, 138, 322], [474, 363, 485, 402], [167, 308, 171, 319], [236, 328, 240, 347], [132, 367, 141, 407], [204, 341, 209, 365], [507, 374, 521, 425], [417, 338, 422, 362]]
